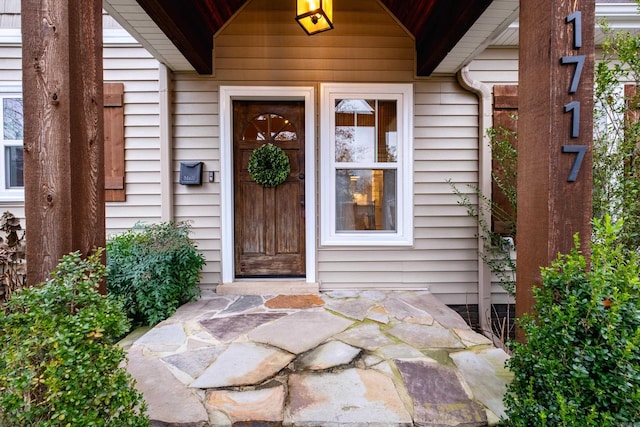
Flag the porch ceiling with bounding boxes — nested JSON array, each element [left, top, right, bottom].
[[102, 0, 520, 76]]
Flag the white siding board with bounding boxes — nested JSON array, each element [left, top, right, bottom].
[[124, 115, 159, 127], [415, 104, 478, 116], [415, 160, 478, 172]]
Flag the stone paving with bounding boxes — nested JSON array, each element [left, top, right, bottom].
[[122, 289, 513, 426]]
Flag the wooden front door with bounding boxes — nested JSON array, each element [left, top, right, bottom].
[[233, 101, 305, 277]]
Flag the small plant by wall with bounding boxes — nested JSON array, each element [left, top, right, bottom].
[[503, 216, 640, 426], [0, 249, 149, 426], [106, 221, 206, 326]]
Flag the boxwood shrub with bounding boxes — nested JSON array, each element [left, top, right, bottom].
[[504, 216, 640, 426], [106, 221, 206, 326], [0, 250, 149, 426]]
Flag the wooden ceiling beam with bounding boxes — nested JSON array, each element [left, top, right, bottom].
[[136, 0, 212, 73], [380, 0, 494, 76]]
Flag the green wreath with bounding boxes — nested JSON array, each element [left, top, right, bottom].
[[248, 143, 291, 188]]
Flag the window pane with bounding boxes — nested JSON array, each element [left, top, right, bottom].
[[335, 169, 396, 231], [335, 99, 397, 163], [5, 146, 23, 188], [3, 98, 23, 140]]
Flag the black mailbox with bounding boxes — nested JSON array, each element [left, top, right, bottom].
[[179, 162, 203, 185]]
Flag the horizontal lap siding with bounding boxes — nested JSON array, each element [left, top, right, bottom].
[[104, 47, 161, 235], [0, 27, 162, 237], [171, 76, 221, 285], [467, 48, 519, 86]]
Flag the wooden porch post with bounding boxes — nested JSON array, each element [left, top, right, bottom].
[[21, 0, 106, 291], [516, 1, 595, 341]]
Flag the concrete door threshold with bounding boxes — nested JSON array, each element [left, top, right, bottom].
[[216, 280, 319, 295]]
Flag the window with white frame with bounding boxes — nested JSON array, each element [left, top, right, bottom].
[[320, 83, 413, 245], [0, 92, 24, 200]]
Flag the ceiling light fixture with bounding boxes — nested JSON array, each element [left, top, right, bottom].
[[296, 0, 333, 35]]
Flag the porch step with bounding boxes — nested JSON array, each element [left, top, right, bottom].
[[216, 280, 319, 295]]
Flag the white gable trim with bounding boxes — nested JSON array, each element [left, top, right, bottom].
[[219, 86, 316, 284]]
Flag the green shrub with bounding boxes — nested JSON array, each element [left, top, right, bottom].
[[106, 221, 206, 326], [503, 216, 640, 426], [0, 249, 149, 426]]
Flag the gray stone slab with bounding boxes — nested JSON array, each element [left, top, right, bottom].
[[126, 347, 208, 426], [205, 385, 285, 424], [220, 295, 265, 314], [162, 346, 226, 379], [200, 313, 288, 342], [450, 348, 512, 419], [248, 310, 353, 354], [190, 342, 295, 389], [453, 328, 494, 348], [134, 322, 187, 353], [334, 323, 396, 351], [286, 369, 413, 426], [387, 323, 464, 349], [165, 297, 232, 323], [323, 296, 377, 321], [367, 305, 390, 324], [295, 340, 361, 371], [395, 358, 487, 427], [376, 343, 426, 359], [383, 296, 435, 325], [323, 290, 362, 299], [117, 326, 151, 351], [360, 290, 390, 301], [398, 292, 471, 330]]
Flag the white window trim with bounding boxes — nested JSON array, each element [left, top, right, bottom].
[[320, 83, 413, 246], [0, 88, 24, 202]]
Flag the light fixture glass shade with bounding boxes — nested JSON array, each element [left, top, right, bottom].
[[296, 0, 333, 35]]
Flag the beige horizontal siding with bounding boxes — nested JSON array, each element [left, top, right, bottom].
[[0, 36, 163, 236], [170, 74, 222, 284], [467, 47, 519, 86]]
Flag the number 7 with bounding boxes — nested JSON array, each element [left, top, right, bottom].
[[562, 145, 587, 182]]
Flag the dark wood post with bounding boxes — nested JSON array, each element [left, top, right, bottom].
[[516, 1, 595, 341], [22, 0, 106, 291]]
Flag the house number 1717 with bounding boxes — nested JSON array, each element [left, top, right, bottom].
[[560, 10, 587, 182]]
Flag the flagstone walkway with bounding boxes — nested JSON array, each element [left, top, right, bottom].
[[122, 289, 512, 426]]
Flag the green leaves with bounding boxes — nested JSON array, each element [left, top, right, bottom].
[[504, 217, 640, 426], [106, 221, 206, 326], [0, 250, 149, 426], [594, 7, 640, 254], [248, 143, 291, 187]]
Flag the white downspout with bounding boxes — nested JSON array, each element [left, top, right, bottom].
[[159, 63, 174, 222], [457, 66, 493, 337]]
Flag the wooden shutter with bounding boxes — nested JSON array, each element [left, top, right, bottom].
[[104, 83, 125, 202], [491, 85, 518, 236]]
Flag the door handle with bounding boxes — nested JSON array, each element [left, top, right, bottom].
[[299, 173, 305, 180]]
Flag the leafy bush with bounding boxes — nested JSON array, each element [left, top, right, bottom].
[[503, 216, 640, 426], [106, 221, 205, 326], [0, 249, 149, 426]]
